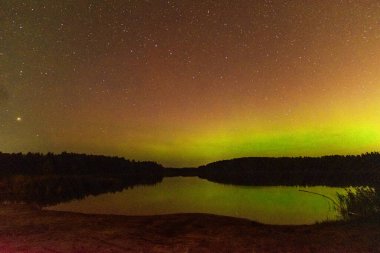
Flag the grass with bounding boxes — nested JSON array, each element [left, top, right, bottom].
[[337, 186, 380, 222]]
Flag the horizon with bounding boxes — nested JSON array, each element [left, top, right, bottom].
[[1, 150, 379, 168], [1, 1, 380, 167]]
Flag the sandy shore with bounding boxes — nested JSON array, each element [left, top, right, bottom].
[[0, 204, 379, 253]]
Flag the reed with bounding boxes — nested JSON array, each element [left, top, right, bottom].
[[337, 187, 380, 221]]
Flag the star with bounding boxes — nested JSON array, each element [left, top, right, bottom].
[[1, 1, 379, 167]]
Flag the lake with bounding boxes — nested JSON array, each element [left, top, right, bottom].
[[45, 177, 348, 225]]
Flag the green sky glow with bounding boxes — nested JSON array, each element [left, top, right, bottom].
[[1, 1, 380, 166]]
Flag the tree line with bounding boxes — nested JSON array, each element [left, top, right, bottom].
[[0, 152, 165, 205], [197, 153, 380, 186], [0, 152, 163, 176]]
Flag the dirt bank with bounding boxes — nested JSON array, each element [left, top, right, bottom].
[[0, 204, 379, 253]]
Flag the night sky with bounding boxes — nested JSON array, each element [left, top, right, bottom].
[[1, 1, 380, 167]]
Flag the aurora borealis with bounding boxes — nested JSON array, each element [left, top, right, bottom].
[[1, 1, 380, 167]]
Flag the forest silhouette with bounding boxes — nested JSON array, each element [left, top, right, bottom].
[[197, 153, 380, 186], [0, 151, 379, 206], [0, 152, 164, 205]]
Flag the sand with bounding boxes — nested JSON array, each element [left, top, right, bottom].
[[0, 204, 379, 253]]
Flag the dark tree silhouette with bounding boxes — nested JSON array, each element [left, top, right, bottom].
[[196, 153, 380, 186], [0, 152, 164, 205], [0, 152, 163, 176]]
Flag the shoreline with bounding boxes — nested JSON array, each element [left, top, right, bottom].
[[1, 204, 379, 252]]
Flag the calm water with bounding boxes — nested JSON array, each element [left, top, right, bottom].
[[45, 177, 347, 225]]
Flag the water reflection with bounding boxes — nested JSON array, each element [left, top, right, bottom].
[[45, 177, 347, 225], [0, 175, 163, 206]]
